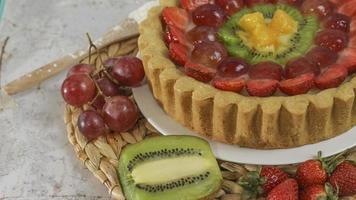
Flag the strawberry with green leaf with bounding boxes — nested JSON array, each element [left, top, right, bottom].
[[298, 151, 355, 196], [239, 166, 289, 198], [296, 152, 329, 188], [267, 178, 299, 200], [300, 183, 338, 200], [328, 161, 356, 196]]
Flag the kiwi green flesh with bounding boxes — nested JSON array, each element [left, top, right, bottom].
[[276, 4, 304, 23], [218, 4, 319, 65], [275, 16, 319, 64], [252, 4, 276, 18], [118, 136, 222, 200]]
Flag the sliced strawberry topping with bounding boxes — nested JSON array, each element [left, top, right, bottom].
[[165, 25, 189, 46], [180, 0, 212, 12], [246, 79, 279, 97], [279, 73, 315, 96], [169, 43, 189, 66], [329, 0, 353, 6], [337, 48, 356, 73], [285, 57, 320, 79], [185, 61, 216, 82], [315, 65, 348, 90], [349, 34, 356, 48], [212, 77, 245, 92], [337, 0, 356, 17], [245, 0, 277, 7], [279, 0, 304, 6], [350, 19, 356, 34], [249, 61, 283, 81], [162, 7, 189, 30]]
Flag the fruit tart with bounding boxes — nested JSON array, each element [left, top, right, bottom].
[[138, 0, 356, 149]]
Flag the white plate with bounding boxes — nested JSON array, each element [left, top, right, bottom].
[[132, 84, 356, 165]]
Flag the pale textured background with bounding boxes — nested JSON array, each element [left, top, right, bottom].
[[0, 0, 149, 199]]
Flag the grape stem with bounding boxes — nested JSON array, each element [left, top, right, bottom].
[[85, 33, 104, 70], [84, 33, 106, 105], [84, 33, 120, 105], [85, 33, 121, 85]]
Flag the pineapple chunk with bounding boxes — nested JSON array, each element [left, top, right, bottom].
[[239, 12, 279, 52], [250, 28, 279, 52], [269, 9, 298, 34], [237, 10, 297, 53], [239, 12, 266, 33]]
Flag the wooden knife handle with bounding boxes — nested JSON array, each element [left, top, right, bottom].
[[3, 18, 139, 96], [3, 55, 82, 95]]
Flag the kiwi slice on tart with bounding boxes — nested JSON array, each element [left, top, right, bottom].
[[276, 4, 304, 23], [275, 16, 319, 64], [252, 4, 276, 18], [118, 136, 222, 200], [219, 4, 319, 65], [228, 7, 252, 24]]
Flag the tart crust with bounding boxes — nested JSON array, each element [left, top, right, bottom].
[[138, 0, 356, 149]]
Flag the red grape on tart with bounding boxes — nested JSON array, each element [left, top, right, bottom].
[[139, 0, 356, 149]]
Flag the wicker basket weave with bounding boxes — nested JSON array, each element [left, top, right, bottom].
[[63, 36, 356, 200]]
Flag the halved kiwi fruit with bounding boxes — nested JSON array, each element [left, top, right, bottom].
[[118, 136, 222, 200], [218, 4, 319, 65]]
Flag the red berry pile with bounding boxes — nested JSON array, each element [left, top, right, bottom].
[[61, 56, 145, 140], [239, 151, 356, 199], [163, 0, 356, 97]]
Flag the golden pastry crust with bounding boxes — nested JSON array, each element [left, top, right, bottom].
[[138, 0, 356, 149]]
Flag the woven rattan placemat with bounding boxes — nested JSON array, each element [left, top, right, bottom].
[[63, 35, 356, 200]]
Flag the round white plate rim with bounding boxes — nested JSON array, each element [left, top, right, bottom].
[[132, 85, 356, 165]]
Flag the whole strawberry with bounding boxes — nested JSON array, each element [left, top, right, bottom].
[[300, 183, 338, 200], [296, 153, 328, 188], [261, 167, 290, 194], [239, 166, 289, 198], [328, 161, 356, 196], [267, 178, 299, 200]]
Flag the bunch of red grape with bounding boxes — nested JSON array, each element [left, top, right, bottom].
[[61, 56, 145, 140]]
